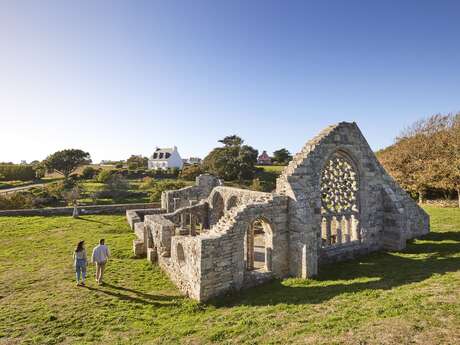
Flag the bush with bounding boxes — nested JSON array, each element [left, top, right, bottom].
[[180, 165, 202, 181], [149, 180, 187, 202], [250, 178, 262, 191], [81, 166, 98, 179], [139, 177, 156, 190], [0, 164, 36, 181], [97, 169, 116, 183], [0, 193, 34, 210], [128, 162, 138, 170], [93, 174, 140, 201]]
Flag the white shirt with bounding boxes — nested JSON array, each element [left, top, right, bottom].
[[92, 244, 110, 263]]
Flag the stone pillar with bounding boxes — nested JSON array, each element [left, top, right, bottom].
[[302, 227, 319, 278], [247, 227, 254, 270], [173, 197, 180, 212], [180, 213, 186, 228], [325, 216, 332, 245], [265, 247, 272, 271], [190, 215, 196, 236], [351, 214, 360, 242], [336, 216, 342, 245], [344, 215, 351, 243]]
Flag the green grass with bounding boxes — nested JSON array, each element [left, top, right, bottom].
[[0, 207, 459, 344], [255, 165, 286, 174]]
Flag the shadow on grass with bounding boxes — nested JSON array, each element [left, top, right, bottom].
[[75, 216, 110, 225], [211, 230, 460, 307], [84, 283, 182, 307]]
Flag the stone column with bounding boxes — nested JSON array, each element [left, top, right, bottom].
[[247, 227, 254, 270], [344, 215, 351, 243], [336, 216, 342, 245], [265, 247, 272, 271], [325, 216, 332, 246], [190, 215, 196, 236], [180, 213, 186, 228]]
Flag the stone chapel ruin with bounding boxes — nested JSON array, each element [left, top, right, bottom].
[[126, 122, 429, 302]]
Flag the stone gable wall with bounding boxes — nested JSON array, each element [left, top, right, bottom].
[[276, 122, 429, 277]]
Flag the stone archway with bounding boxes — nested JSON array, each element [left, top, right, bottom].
[[226, 195, 239, 210], [210, 192, 225, 226], [245, 218, 273, 272]]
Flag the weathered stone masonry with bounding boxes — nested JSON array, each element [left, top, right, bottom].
[[127, 122, 429, 301]]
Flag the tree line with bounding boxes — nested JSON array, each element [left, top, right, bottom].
[[376, 113, 460, 207]]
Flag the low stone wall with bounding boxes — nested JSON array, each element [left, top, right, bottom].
[[0, 202, 160, 217], [423, 199, 459, 208], [126, 208, 166, 230]]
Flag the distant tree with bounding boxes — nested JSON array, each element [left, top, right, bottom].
[[218, 135, 243, 147], [33, 163, 46, 179], [272, 148, 292, 165], [81, 166, 98, 179], [127, 155, 148, 170], [377, 113, 459, 205], [438, 113, 460, 207], [96, 169, 116, 183], [180, 165, 203, 181], [44, 149, 91, 180], [203, 135, 258, 181]]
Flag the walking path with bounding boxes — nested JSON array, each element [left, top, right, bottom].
[[0, 183, 46, 194]]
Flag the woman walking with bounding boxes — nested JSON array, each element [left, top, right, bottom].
[[73, 240, 87, 286]]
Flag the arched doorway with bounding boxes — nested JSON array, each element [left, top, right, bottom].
[[210, 192, 224, 226], [245, 218, 273, 271], [320, 151, 360, 247]]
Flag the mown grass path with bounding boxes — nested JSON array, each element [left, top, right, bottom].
[[0, 207, 459, 344]]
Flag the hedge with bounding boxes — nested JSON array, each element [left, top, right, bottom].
[[0, 164, 36, 181]]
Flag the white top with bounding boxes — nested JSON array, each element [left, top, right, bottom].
[[92, 244, 110, 263], [73, 249, 87, 263]]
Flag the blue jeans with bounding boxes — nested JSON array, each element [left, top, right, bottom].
[[75, 259, 87, 282]]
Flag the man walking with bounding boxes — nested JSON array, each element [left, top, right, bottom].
[[91, 239, 110, 285]]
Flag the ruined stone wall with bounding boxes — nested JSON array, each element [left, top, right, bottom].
[[126, 208, 166, 230], [207, 186, 272, 227], [161, 174, 221, 212], [143, 215, 203, 299], [128, 122, 429, 301], [163, 202, 209, 229], [276, 122, 429, 276], [199, 195, 289, 301]]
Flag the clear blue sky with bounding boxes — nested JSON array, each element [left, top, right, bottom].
[[1, 0, 459, 163]]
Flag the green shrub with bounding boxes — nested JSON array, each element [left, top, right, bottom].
[[149, 180, 186, 202], [139, 176, 156, 190], [0, 192, 34, 210], [81, 166, 98, 179], [250, 178, 262, 191], [180, 165, 203, 181], [94, 174, 139, 201], [128, 162, 138, 170], [96, 169, 116, 183], [0, 164, 36, 181]]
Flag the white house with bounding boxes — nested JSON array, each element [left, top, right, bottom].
[[148, 146, 183, 170], [185, 157, 202, 165]]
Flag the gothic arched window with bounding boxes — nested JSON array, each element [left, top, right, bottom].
[[320, 151, 360, 247]]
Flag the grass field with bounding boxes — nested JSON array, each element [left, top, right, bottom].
[[255, 165, 286, 174], [0, 206, 459, 344]]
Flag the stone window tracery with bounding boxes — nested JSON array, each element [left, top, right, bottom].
[[320, 152, 360, 247]]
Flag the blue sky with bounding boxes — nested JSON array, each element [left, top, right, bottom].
[[1, 0, 459, 163]]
